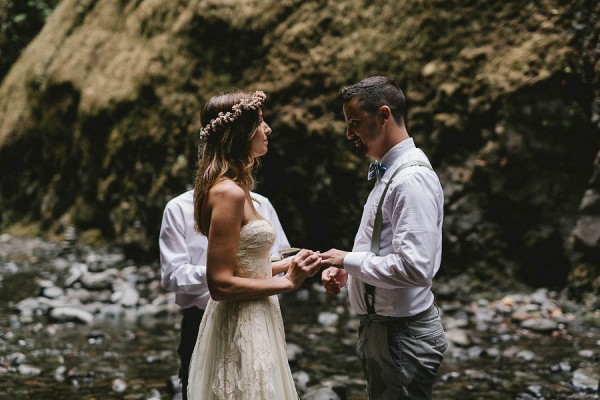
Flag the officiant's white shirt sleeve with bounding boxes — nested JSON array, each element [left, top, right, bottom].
[[343, 169, 443, 289], [159, 192, 209, 297]]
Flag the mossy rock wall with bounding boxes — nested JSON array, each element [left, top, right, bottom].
[[0, 0, 598, 299]]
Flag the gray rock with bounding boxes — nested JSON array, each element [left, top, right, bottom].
[[49, 306, 94, 324], [287, 342, 303, 363], [318, 311, 339, 327], [54, 365, 66, 382], [445, 328, 471, 347], [572, 366, 599, 391], [443, 316, 469, 330], [520, 318, 556, 332], [303, 387, 341, 400], [516, 349, 536, 361], [293, 370, 310, 391], [18, 364, 41, 375], [7, 352, 26, 366], [112, 377, 127, 393], [572, 215, 600, 248], [144, 388, 161, 400], [578, 349, 595, 359], [64, 263, 85, 287], [41, 286, 65, 299], [111, 279, 140, 307], [50, 257, 70, 271], [167, 375, 182, 393], [81, 267, 119, 290]]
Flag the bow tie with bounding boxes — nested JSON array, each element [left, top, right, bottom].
[[367, 161, 387, 181]]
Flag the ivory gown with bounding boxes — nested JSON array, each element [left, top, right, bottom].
[[187, 219, 298, 400]]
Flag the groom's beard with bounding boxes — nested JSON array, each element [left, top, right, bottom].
[[352, 140, 368, 157]]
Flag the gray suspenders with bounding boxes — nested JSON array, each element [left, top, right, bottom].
[[364, 160, 434, 315]]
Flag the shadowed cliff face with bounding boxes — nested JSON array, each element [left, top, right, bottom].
[[0, 0, 598, 301]]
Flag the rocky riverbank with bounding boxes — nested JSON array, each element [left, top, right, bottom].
[[0, 233, 598, 399]]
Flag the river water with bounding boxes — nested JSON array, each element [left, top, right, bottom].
[[0, 234, 598, 399]]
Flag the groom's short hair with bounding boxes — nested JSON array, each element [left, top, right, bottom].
[[340, 76, 405, 123]]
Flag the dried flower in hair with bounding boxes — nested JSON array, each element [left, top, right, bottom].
[[199, 91, 267, 140]]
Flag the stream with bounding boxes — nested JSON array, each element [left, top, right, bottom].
[[0, 234, 598, 399]]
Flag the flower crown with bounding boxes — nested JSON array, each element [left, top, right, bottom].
[[199, 91, 267, 140]]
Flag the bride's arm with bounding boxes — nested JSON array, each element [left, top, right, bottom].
[[205, 181, 320, 301], [271, 258, 291, 276]]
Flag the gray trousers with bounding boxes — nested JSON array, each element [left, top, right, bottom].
[[357, 304, 447, 400]]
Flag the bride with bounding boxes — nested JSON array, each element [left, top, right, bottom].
[[187, 90, 321, 399]]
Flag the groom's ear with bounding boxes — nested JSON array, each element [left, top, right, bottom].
[[379, 106, 391, 124]]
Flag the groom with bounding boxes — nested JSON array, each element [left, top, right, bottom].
[[321, 76, 447, 400]]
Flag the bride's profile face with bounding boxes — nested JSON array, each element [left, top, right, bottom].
[[250, 108, 271, 157]]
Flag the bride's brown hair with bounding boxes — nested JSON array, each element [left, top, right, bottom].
[[193, 91, 261, 235]]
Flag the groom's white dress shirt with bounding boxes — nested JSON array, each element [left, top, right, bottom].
[[159, 190, 290, 310], [344, 138, 444, 317]]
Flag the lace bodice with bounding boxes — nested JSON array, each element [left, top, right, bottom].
[[235, 219, 275, 279]]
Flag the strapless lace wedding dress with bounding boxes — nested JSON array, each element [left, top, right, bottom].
[[187, 220, 298, 400]]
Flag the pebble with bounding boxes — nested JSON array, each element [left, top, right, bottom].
[[111, 377, 127, 393], [287, 342, 303, 363], [517, 349, 536, 361], [303, 387, 340, 400], [294, 370, 310, 391], [318, 312, 339, 327], [445, 328, 471, 347], [49, 306, 94, 324], [572, 366, 600, 391], [17, 364, 41, 375], [145, 388, 161, 400], [520, 318, 556, 332], [41, 286, 65, 299]]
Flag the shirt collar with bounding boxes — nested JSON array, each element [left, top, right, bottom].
[[379, 137, 416, 170]]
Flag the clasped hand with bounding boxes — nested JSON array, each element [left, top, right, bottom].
[[320, 248, 349, 296], [284, 249, 322, 289]]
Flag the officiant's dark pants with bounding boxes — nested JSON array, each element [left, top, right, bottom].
[[357, 303, 447, 400], [178, 306, 205, 400]]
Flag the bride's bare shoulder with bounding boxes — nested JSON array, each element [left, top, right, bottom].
[[210, 179, 245, 204]]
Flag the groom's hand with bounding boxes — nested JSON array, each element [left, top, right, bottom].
[[321, 267, 348, 295], [320, 248, 347, 269]]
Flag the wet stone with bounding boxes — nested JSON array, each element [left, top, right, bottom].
[[293, 370, 310, 391], [303, 386, 341, 400], [41, 286, 64, 299], [446, 328, 471, 347], [112, 377, 127, 393], [517, 349, 536, 361], [318, 312, 339, 327], [7, 352, 26, 366], [287, 342, 303, 363], [572, 366, 600, 391], [17, 364, 41, 375], [49, 306, 94, 324], [145, 388, 161, 399], [526, 384, 544, 397], [520, 318, 557, 332]]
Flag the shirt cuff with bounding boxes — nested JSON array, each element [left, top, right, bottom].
[[343, 251, 369, 277]]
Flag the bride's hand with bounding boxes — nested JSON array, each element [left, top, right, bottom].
[[285, 249, 322, 290]]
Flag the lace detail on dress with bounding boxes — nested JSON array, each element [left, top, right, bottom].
[[235, 220, 275, 279]]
